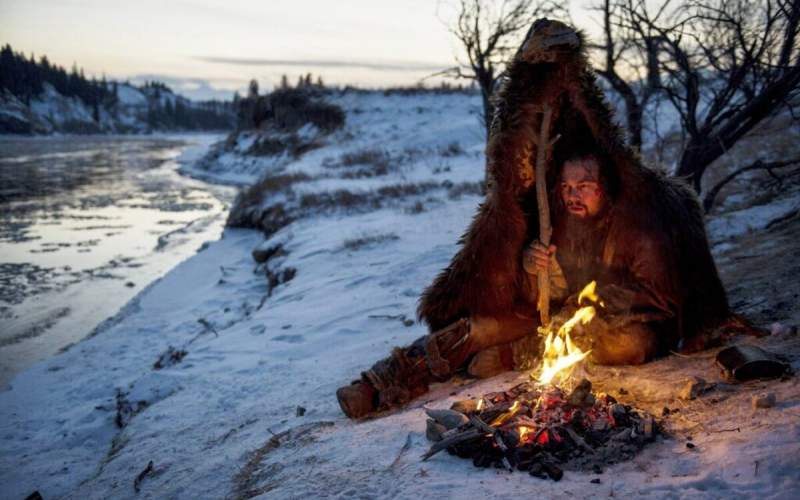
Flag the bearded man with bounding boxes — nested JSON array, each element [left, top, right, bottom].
[[336, 19, 741, 419]]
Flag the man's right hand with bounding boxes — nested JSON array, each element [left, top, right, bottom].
[[522, 241, 557, 274]]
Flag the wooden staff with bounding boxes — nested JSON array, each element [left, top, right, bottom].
[[533, 104, 560, 326]]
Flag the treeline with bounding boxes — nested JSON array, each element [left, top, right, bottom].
[[0, 44, 235, 132], [0, 44, 116, 108], [234, 76, 345, 133], [145, 97, 234, 130]]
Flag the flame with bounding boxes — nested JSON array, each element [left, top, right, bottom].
[[536, 281, 599, 385], [518, 425, 533, 443], [476, 399, 484, 411], [490, 400, 521, 427]]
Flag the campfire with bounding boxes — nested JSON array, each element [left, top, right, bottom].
[[422, 282, 659, 480]]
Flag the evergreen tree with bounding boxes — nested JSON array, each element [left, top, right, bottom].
[[248, 78, 259, 98]]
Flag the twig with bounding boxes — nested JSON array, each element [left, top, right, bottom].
[[197, 318, 218, 337], [709, 427, 741, 434], [133, 460, 154, 493], [669, 350, 719, 359], [388, 433, 413, 471]]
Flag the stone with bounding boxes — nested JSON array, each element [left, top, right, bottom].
[[752, 392, 776, 409], [425, 419, 447, 442], [678, 376, 710, 400], [424, 408, 469, 430], [450, 399, 481, 414]]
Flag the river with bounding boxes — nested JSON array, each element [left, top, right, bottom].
[[0, 134, 235, 389]]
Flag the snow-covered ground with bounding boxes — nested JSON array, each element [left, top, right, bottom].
[[1, 90, 798, 499]]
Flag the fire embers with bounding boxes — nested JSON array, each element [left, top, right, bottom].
[[423, 379, 658, 481]]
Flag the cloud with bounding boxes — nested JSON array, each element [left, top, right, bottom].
[[195, 56, 449, 72]]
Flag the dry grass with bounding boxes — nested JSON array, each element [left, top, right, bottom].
[[342, 232, 400, 251], [323, 148, 394, 178], [439, 141, 465, 157]]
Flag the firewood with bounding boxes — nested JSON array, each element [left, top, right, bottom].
[[421, 428, 482, 461]]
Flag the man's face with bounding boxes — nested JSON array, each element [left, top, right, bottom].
[[560, 159, 605, 218]]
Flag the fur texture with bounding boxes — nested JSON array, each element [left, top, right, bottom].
[[416, 20, 730, 348]]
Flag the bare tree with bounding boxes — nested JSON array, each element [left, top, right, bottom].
[[588, 0, 671, 150], [616, 0, 800, 193], [440, 0, 569, 136]]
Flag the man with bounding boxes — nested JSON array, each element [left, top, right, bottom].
[[337, 19, 734, 419], [337, 152, 682, 419]]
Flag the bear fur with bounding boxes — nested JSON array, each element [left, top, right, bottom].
[[416, 19, 730, 351]]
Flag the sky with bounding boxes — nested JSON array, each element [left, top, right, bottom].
[[2, 0, 601, 101]]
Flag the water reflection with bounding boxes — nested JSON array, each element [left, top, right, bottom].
[[0, 135, 233, 388]]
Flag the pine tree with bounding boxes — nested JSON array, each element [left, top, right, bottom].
[[248, 78, 259, 98]]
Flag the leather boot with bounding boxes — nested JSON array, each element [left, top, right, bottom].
[[336, 319, 472, 419]]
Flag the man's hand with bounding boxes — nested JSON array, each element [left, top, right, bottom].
[[522, 241, 557, 275]]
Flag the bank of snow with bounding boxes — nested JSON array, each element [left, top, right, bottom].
[[1, 90, 799, 500]]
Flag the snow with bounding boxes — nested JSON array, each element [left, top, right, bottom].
[[2, 90, 799, 499], [117, 84, 148, 107], [708, 195, 800, 242]]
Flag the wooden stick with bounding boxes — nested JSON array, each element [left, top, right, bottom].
[[420, 428, 482, 461], [535, 104, 558, 325]]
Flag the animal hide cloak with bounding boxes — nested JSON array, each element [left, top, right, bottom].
[[416, 20, 730, 351]]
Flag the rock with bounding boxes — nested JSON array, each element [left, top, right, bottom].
[[252, 243, 285, 263], [450, 399, 481, 414], [678, 376, 711, 400], [567, 378, 594, 407], [424, 408, 469, 430], [610, 403, 627, 421], [752, 392, 776, 409], [425, 419, 447, 442]]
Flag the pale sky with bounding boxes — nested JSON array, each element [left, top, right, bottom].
[[2, 0, 601, 100]]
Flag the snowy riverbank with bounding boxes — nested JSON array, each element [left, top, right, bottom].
[[1, 91, 798, 499]]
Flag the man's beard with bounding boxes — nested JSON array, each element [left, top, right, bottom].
[[554, 206, 610, 289]]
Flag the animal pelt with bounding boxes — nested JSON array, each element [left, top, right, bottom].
[[416, 19, 730, 350]]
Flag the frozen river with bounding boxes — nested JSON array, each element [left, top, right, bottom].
[[0, 134, 235, 388]]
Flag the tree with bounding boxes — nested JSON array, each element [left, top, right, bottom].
[[248, 78, 259, 98], [588, 0, 667, 150], [608, 0, 800, 195], [441, 0, 569, 136], [280, 74, 290, 89]]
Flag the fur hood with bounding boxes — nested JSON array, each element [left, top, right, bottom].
[[417, 19, 729, 344]]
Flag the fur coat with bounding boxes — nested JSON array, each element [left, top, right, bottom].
[[417, 19, 730, 351]]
